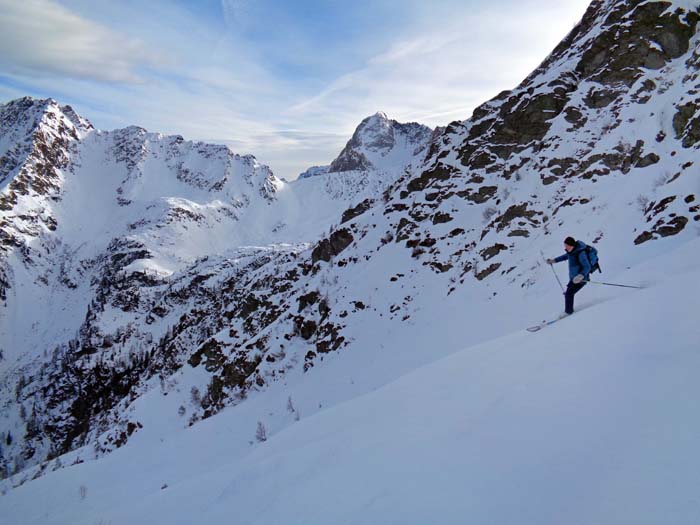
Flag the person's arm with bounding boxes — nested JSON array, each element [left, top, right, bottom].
[[578, 251, 592, 279], [546, 254, 567, 264]]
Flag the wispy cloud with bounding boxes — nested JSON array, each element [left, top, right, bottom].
[[284, 1, 590, 131], [0, 0, 166, 83]]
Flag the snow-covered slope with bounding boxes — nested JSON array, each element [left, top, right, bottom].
[[0, 99, 433, 474], [2, 237, 699, 524], [1, 2, 699, 519]]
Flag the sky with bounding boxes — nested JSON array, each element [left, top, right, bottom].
[[0, 0, 591, 180]]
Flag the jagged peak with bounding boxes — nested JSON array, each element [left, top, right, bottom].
[[327, 112, 433, 173], [118, 124, 148, 134], [1, 96, 94, 136], [363, 111, 390, 124], [354, 111, 432, 146]]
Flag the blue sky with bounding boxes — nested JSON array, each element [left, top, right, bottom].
[[0, 0, 590, 179]]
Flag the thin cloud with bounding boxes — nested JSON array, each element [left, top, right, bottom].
[[283, 1, 590, 132], [221, 0, 256, 30], [0, 0, 165, 83]]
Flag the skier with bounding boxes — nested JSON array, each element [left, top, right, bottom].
[[546, 236, 599, 315]]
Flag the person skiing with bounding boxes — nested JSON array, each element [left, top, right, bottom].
[[546, 236, 599, 315]]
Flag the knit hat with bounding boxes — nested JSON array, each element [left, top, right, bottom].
[[564, 236, 576, 247]]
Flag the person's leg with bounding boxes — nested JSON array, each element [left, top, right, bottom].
[[564, 283, 574, 314], [564, 282, 586, 314]]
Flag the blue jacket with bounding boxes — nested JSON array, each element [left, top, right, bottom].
[[554, 241, 592, 281]]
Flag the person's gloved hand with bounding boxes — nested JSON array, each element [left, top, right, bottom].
[[546, 258, 554, 265], [573, 274, 584, 284]]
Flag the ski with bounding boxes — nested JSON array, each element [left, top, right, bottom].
[[526, 314, 569, 332]]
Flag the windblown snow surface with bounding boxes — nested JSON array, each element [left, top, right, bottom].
[[2, 236, 699, 524]]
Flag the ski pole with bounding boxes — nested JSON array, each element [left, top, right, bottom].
[[540, 250, 564, 292], [587, 280, 643, 289]]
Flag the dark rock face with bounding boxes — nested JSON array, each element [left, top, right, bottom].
[[480, 243, 508, 261], [636, 152, 660, 168], [341, 198, 373, 224], [329, 148, 373, 173], [311, 228, 354, 263], [475, 263, 501, 281], [576, 2, 699, 86], [673, 101, 700, 147], [0, 102, 74, 214], [635, 195, 691, 244], [457, 185, 497, 204], [634, 215, 688, 244], [490, 205, 542, 234], [432, 212, 453, 225], [297, 290, 320, 312], [495, 88, 572, 146], [406, 165, 456, 194]]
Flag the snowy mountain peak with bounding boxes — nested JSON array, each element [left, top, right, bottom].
[[328, 112, 433, 173], [295, 112, 434, 206], [370, 110, 388, 120], [0, 96, 93, 139]]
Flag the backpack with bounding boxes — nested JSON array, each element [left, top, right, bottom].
[[581, 244, 601, 273]]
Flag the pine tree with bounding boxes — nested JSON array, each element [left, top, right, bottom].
[[255, 421, 267, 442]]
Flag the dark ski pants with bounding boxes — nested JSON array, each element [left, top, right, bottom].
[[564, 281, 586, 314]]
